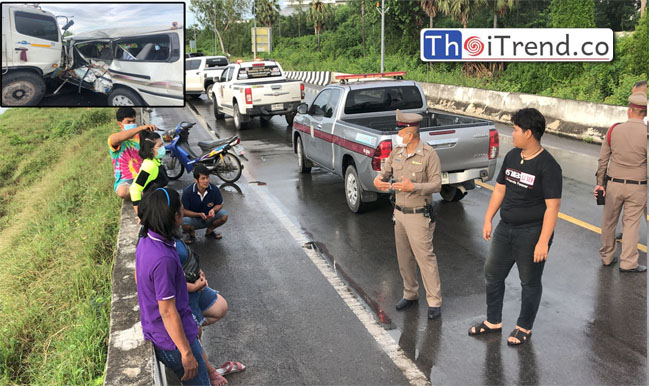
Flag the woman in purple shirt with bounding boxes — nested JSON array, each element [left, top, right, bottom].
[[135, 187, 210, 384]]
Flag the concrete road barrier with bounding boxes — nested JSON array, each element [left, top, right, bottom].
[[288, 69, 633, 142]]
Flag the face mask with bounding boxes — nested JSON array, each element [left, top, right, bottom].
[[395, 134, 409, 147], [156, 146, 166, 159], [123, 123, 137, 130]]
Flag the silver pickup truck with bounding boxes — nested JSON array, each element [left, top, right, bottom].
[[291, 79, 499, 212]]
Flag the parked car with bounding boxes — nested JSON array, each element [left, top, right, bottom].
[[291, 73, 499, 212], [2, 4, 184, 106], [212, 59, 304, 129], [185, 55, 229, 101], [185, 51, 204, 58]]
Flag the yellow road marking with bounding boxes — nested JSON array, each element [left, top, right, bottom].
[[475, 180, 647, 253]]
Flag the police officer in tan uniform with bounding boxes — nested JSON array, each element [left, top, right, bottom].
[[373, 110, 443, 319], [594, 92, 648, 272]]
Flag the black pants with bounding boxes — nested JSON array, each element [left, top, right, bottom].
[[484, 221, 552, 330]]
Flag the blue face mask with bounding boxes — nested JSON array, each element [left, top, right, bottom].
[[123, 123, 137, 130], [156, 146, 166, 159]]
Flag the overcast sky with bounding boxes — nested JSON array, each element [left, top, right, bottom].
[[33, 3, 183, 33]]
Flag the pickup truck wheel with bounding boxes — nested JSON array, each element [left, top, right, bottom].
[[108, 88, 144, 106], [213, 100, 225, 119], [296, 136, 312, 174], [206, 84, 214, 102], [233, 102, 249, 130], [440, 185, 467, 202], [1, 71, 46, 106], [345, 165, 368, 213], [285, 112, 296, 126]]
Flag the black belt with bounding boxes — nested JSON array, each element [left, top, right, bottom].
[[394, 204, 427, 214], [607, 176, 647, 185]]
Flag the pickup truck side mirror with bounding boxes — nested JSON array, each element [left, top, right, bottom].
[[297, 103, 308, 115]]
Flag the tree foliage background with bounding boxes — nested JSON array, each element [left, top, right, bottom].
[[187, 0, 647, 105]]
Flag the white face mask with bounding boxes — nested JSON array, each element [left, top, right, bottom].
[[395, 134, 409, 147]]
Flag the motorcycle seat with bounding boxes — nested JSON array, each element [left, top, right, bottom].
[[197, 136, 236, 152]]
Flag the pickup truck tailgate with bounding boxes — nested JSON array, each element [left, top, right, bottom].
[[248, 81, 302, 104], [420, 114, 493, 173]]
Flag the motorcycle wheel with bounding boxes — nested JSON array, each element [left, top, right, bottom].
[[214, 152, 242, 183], [163, 153, 184, 180]]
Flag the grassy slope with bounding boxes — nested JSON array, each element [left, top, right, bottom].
[[0, 108, 120, 385]]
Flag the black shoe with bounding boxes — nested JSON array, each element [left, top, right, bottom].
[[620, 265, 647, 273], [615, 232, 623, 240], [395, 298, 418, 311], [428, 307, 441, 320], [602, 256, 618, 266]]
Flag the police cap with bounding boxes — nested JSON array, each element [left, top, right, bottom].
[[396, 109, 423, 128], [629, 92, 647, 110]]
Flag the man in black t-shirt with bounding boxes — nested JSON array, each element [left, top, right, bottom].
[[468, 108, 562, 346]]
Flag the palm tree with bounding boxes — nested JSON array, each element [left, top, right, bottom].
[[489, 0, 517, 28], [420, 0, 439, 28], [438, 0, 487, 28], [307, 0, 334, 51], [255, 0, 280, 27]]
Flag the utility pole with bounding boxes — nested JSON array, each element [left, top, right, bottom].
[[376, 0, 389, 73], [253, 2, 257, 59]]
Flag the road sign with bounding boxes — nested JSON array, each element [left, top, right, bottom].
[[252, 27, 272, 52], [189, 40, 196, 50]]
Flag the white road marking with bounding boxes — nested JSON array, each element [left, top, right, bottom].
[[187, 106, 431, 386]]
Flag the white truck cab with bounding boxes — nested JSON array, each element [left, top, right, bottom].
[[1, 4, 71, 106]]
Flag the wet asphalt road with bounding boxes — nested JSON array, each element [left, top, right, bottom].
[[154, 87, 646, 385]]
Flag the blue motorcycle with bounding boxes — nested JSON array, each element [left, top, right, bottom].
[[161, 121, 244, 183]]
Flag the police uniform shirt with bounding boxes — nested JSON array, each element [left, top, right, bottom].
[[596, 118, 648, 185], [496, 148, 562, 225], [379, 140, 442, 208]]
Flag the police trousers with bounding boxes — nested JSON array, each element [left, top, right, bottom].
[[394, 209, 442, 307], [600, 181, 647, 269]]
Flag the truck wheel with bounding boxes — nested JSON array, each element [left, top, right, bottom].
[[213, 100, 225, 119], [344, 165, 368, 213], [440, 185, 467, 202], [1, 71, 46, 106], [108, 88, 144, 106], [296, 136, 312, 174], [206, 84, 214, 102], [285, 111, 296, 126], [233, 102, 249, 130]]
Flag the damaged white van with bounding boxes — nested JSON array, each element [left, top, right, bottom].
[[1, 4, 183, 106]]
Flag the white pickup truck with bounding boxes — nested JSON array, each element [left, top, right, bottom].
[[212, 60, 304, 129], [185, 55, 228, 101]]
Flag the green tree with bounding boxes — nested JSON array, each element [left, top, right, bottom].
[[438, 0, 487, 28], [306, 0, 335, 51], [255, 0, 280, 27], [489, 0, 517, 28], [190, 0, 249, 55], [550, 0, 595, 28], [421, 0, 440, 28]]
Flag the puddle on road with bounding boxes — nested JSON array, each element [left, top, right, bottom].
[[303, 239, 395, 329]]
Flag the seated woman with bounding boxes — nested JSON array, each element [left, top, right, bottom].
[[135, 187, 209, 384], [130, 130, 168, 215], [175, 239, 239, 385]]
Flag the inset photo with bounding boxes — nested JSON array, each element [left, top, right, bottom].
[[1, 2, 184, 107]]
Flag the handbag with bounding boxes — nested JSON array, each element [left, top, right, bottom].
[[179, 240, 201, 283]]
